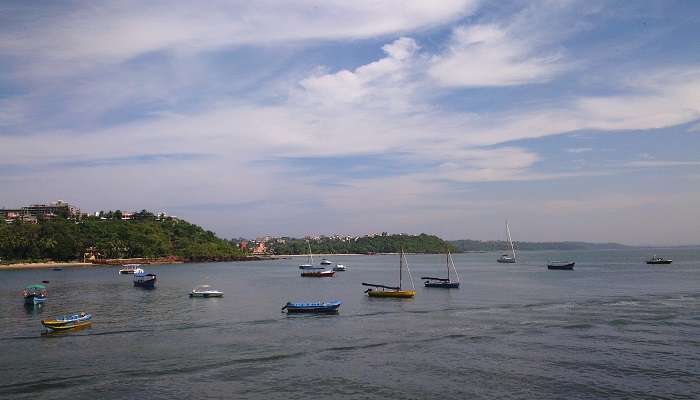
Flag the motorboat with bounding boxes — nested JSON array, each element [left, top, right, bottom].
[[547, 261, 575, 270], [23, 284, 47, 305], [422, 250, 460, 288], [42, 312, 92, 331], [301, 270, 335, 278], [332, 264, 347, 271], [497, 254, 516, 263], [646, 255, 672, 265], [189, 285, 224, 297], [363, 249, 416, 298], [133, 269, 156, 288], [119, 264, 141, 274], [320, 259, 333, 266], [282, 301, 341, 314]]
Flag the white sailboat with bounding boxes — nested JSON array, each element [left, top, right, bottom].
[[497, 220, 517, 263], [299, 241, 323, 270]]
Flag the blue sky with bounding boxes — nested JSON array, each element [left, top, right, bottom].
[[1, 1, 699, 245]]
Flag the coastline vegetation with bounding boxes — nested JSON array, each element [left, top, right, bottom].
[[267, 233, 456, 255]]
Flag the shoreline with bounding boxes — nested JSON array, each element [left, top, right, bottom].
[[0, 261, 94, 270]]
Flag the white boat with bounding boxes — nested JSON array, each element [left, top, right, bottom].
[[189, 285, 224, 297], [119, 264, 142, 274], [299, 241, 323, 269], [332, 264, 346, 271], [320, 259, 333, 266], [497, 220, 517, 263]]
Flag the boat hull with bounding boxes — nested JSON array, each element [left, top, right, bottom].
[[646, 260, 672, 265], [24, 294, 47, 305], [547, 262, 575, 270], [367, 290, 416, 298], [424, 281, 460, 288], [134, 275, 156, 288], [189, 292, 223, 298], [497, 258, 516, 263], [284, 302, 341, 314], [42, 313, 92, 331], [301, 271, 335, 277]]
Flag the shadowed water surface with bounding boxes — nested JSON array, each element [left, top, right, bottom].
[[1, 248, 699, 399]]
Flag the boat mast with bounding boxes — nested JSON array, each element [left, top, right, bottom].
[[307, 241, 313, 265], [399, 248, 403, 289], [506, 219, 516, 262], [449, 251, 460, 282], [446, 249, 450, 281]]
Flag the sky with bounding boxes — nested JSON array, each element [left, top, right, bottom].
[[1, 0, 699, 245]]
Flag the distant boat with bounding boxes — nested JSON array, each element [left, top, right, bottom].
[[422, 250, 460, 288], [301, 270, 335, 278], [299, 242, 323, 269], [42, 312, 92, 331], [133, 269, 156, 288], [362, 249, 416, 298], [333, 264, 347, 271], [646, 255, 672, 265], [52, 268, 63, 271], [320, 259, 333, 266], [281, 301, 341, 314], [23, 284, 48, 305], [189, 285, 223, 297], [547, 261, 575, 270], [497, 219, 517, 263], [119, 264, 141, 274]]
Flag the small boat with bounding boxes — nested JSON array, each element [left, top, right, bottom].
[[332, 264, 347, 271], [23, 284, 48, 305], [299, 242, 323, 269], [42, 312, 92, 331], [547, 261, 575, 270], [301, 269, 335, 278], [119, 264, 141, 274], [363, 249, 416, 298], [189, 285, 224, 297], [320, 259, 333, 266], [646, 255, 672, 265], [52, 268, 63, 271], [281, 300, 342, 314], [497, 219, 517, 263], [133, 269, 156, 288], [42, 280, 50, 284], [422, 250, 460, 288]]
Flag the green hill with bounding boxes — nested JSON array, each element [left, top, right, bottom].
[[0, 213, 244, 263], [267, 233, 455, 255]]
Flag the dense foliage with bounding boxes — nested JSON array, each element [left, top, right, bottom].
[[0, 215, 245, 263], [448, 239, 628, 252], [267, 233, 456, 255]]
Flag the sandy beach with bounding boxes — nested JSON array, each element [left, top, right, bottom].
[[0, 261, 95, 270]]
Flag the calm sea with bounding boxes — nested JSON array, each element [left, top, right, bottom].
[[1, 248, 699, 399]]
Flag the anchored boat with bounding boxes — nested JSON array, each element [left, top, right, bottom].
[[320, 259, 333, 266], [547, 261, 575, 270], [362, 249, 416, 298], [299, 241, 323, 270], [422, 250, 460, 288], [189, 285, 224, 297], [119, 264, 141, 274], [301, 269, 335, 278], [333, 264, 347, 271], [497, 219, 517, 263], [133, 269, 156, 288], [23, 284, 48, 305], [646, 255, 672, 265], [42, 312, 92, 331], [281, 301, 341, 314]]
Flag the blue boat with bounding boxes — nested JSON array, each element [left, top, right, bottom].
[[23, 284, 48, 305], [281, 301, 341, 314], [133, 269, 156, 288]]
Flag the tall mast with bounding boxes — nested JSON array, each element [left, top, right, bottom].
[[506, 219, 516, 262], [399, 248, 403, 289], [307, 241, 313, 264], [446, 249, 450, 281]]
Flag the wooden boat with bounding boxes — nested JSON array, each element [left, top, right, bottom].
[[42, 312, 92, 331], [299, 241, 323, 269], [23, 284, 48, 305], [281, 301, 341, 314], [301, 269, 335, 278], [189, 285, 224, 297], [497, 219, 517, 263], [646, 255, 672, 265], [422, 250, 460, 288], [119, 264, 141, 274], [547, 261, 575, 270], [133, 269, 156, 288], [362, 249, 416, 298]]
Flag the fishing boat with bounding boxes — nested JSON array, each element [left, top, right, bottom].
[[189, 285, 224, 297], [362, 249, 416, 298], [133, 269, 156, 288], [547, 261, 575, 270], [281, 300, 342, 314], [23, 284, 48, 305], [646, 255, 672, 265], [333, 264, 347, 271], [119, 264, 141, 274], [497, 219, 517, 263], [301, 269, 335, 278], [422, 250, 460, 288], [42, 312, 92, 331], [299, 242, 323, 270], [320, 259, 333, 266]]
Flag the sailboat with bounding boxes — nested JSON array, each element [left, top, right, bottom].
[[299, 241, 323, 270], [362, 249, 416, 298], [421, 250, 460, 288], [497, 219, 517, 263]]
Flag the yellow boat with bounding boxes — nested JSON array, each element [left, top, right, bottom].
[[41, 312, 92, 331], [362, 249, 416, 298]]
